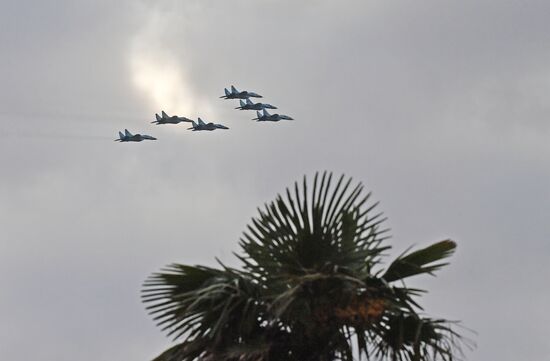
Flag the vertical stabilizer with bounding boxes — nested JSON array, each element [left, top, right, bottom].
[[231, 85, 238, 94], [161, 111, 169, 119]]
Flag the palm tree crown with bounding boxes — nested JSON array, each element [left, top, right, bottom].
[[143, 172, 466, 361]]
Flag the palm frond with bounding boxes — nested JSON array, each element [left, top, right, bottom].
[[371, 312, 464, 361], [142, 264, 263, 346], [383, 240, 457, 283], [239, 172, 389, 285], [151, 341, 207, 361]]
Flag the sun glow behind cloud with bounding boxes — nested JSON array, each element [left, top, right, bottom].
[[129, 6, 195, 116]]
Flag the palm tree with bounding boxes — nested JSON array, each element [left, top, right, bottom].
[[142, 172, 466, 361]]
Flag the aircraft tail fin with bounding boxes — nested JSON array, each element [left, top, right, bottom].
[[263, 109, 270, 116], [155, 113, 162, 122], [161, 111, 169, 119], [198, 117, 205, 126], [240, 99, 246, 107], [119, 131, 124, 139], [125, 129, 132, 137], [231, 85, 238, 94], [246, 98, 253, 105], [225, 88, 231, 96], [256, 110, 262, 119]]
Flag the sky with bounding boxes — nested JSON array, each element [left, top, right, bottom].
[[1, 1, 549, 360]]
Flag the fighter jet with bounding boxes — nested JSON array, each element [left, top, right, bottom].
[[187, 118, 229, 131], [220, 85, 262, 99], [115, 129, 157, 142], [235, 99, 277, 111], [152, 111, 193, 125], [253, 109, 294, 122]]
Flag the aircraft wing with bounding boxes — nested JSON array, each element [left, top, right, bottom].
[[177, 116, 193, 123]]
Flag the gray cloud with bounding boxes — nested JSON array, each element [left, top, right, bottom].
[[1, 1, 549, 360]]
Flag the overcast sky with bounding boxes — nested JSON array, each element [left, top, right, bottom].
[[1, 1, 549, 360]]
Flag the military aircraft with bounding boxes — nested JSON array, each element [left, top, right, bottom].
[[152, 111, 193, 125], [235, 99, 277, 111], [253, 109, 294, 122], [220, 85, 262, 99], [115, 129, 157, 142], [188, 118, 229, 131]]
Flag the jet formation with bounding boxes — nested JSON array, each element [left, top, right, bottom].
[[115, 85, 293, 142], [221, 85, 294, 122]]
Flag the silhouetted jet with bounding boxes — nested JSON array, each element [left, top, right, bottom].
[[235, 99, 277, 111], [220, 85, 262, 99], [152, 111, 193, 125], [115, 129, 157, 142], [253, 109, 294, 122], [187, 118, 229, 131]]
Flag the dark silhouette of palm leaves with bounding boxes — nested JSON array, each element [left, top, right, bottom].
[[142, 172, 467, 361]]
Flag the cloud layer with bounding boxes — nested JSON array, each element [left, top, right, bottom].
[[1, 1, 549, 360]]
